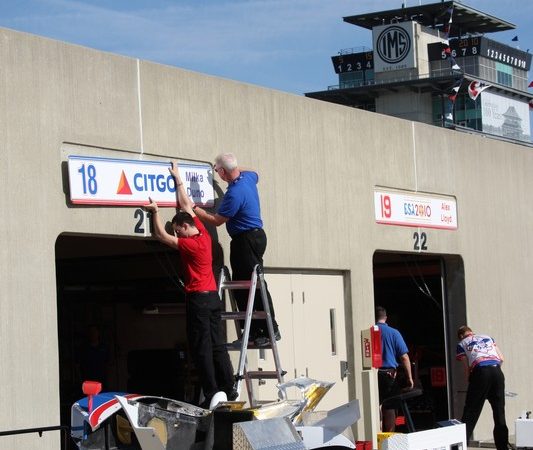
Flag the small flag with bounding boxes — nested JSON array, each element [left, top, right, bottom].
[[512, 36, 519, 42], [441, 43, 461, 71], [528, 81, 533, 88], [440, 8, 461, 71], [448, 91, 459, 102], [468, 81, 491, 101], [448, 77, 463, 102], [443, 7, 454, 38]]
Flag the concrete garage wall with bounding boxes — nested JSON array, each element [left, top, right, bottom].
[[1, 26, 532, 448]]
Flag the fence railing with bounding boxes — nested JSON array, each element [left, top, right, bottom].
[[0, 425, 70, 449]]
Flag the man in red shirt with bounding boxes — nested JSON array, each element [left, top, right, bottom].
[[144, 163, 235, 408]]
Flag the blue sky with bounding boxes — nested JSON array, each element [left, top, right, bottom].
[[1, 0, 532, 95]]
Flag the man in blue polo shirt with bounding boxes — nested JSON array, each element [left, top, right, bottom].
[[193, 153, 280, 347], [375, 306, 414, 431]]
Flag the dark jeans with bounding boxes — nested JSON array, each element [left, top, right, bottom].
[[230, 228, 278, 337], [186, 291, 235, 403], [462, 365, 509, 450]]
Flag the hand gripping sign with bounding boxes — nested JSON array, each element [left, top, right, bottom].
[[68, 155, 214, 207]]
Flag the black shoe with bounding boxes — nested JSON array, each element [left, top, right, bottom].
[[227, 388, 239, 401], [232, 330, 257, 344], [255, 330, 281, 347], [254, 335, 269, 347]]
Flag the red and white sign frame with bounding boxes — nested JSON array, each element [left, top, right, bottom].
[[374, 188, 457, 230], [68, 155, 214, 207]]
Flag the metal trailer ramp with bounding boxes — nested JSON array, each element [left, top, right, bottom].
[[379, 423, 466, 450], [233, 417, 305, 450]]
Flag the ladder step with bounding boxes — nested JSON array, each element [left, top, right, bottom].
[[225, 341, 272, 351], [254, 400, 281, 406], [245, 371, 281, 380], [225, 342, 244, 351], [220, 280, 253, 290], [221, 311, 267, 320]]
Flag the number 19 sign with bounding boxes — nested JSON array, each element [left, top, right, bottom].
[[68, 155, 214, 207], [374, 188, 457, 230]]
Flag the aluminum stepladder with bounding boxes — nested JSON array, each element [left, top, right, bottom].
[[218, 264, 286, 407]]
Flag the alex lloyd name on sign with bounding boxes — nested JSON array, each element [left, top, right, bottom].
[[68, 155, 214, 207], [374, 188, 457, 230]]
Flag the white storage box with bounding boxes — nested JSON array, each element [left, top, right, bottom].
[[516, 419, 533, 448]]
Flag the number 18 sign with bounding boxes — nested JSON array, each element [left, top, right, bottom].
[[68, 155, 214, 207]]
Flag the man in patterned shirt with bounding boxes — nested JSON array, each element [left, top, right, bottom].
[[456, 325, 510, 450]]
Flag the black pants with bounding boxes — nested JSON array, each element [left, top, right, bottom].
[[230, 228, 278, 337], [378, 369, 401, 407], [186, 291, 235, 403], [462, 365, 509, 450]]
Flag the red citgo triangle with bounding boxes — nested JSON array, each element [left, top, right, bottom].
[[117, 170, 132, 195]]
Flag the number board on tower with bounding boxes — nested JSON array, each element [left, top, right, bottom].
[[331, 51, 374, 74], [427, 37, 531, 70], [427, 37, 482, 61]]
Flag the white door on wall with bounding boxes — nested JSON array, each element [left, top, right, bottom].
[[255, 272, 349, 410]]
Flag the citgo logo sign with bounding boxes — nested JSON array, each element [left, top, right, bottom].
[[376, 25, 411, 64], [68, 155, 214, 207]]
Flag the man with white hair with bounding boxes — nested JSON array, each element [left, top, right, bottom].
[[193, 153, 280, 347]]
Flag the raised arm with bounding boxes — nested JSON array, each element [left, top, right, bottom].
[[193, 207, 228, 227], [169, 162, 195, 216], [144, 197, 178, 248], [187, 162, 228, 226]]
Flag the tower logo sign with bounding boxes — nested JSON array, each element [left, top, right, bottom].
[[372, 21, 416, 72], [376, 26, 411, 64]]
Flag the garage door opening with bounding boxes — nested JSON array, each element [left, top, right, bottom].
[[55, 233, 224, 431], [373, 251, 466, 431]]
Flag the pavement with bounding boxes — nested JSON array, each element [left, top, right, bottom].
[[467, 436, 517, 449]]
